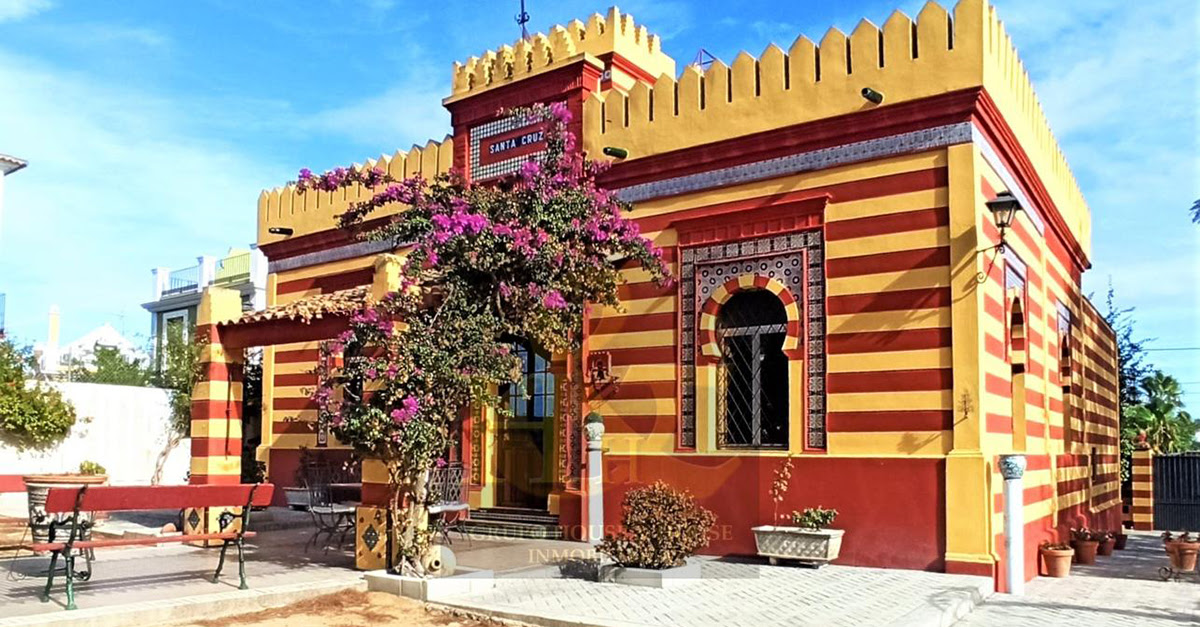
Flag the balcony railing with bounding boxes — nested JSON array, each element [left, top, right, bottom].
[[213, 252, 252, 286], [165, 265, 201, 295]]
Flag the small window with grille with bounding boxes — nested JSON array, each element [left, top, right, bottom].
[[717, 290, 789, 449]]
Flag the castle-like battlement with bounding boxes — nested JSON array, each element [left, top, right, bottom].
[[447, 6, 675, 101], [581, 0, 1091, 257], [257, 137, 454, 245]]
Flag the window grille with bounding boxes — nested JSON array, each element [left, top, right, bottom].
[[717, 290, 789, 449]]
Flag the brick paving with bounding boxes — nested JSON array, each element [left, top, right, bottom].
[[437, 558, 993, 627], [959, 532, 1199, 626]]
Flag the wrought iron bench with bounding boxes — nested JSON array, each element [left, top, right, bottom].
[[31, 483, 274, 610], [428, 464, 469, 545]]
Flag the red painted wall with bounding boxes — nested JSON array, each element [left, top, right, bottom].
[[603, 455, 946, 571]]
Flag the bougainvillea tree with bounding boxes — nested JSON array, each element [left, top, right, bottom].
[[297, 103, 670, 575]]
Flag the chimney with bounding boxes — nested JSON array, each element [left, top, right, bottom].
[[44, 305, 61, 374]]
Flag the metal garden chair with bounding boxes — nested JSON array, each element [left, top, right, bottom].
[[303, 463, 355, 553]]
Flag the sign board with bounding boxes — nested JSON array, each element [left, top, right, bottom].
[[469, 112, 551, 181]]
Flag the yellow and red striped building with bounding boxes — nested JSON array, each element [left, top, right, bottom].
[[189, 0, 1120, 588]]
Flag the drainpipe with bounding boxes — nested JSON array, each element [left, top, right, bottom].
[[585, 412, 605, 545], [999, 454, 1027, 595]]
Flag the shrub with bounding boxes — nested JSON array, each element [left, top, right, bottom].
[[791, 507, 838, 530], [0, 338, 77, 448], [78, 460, 106, 475], [597, 481, 716, 569], [0, 381, 77, 449]]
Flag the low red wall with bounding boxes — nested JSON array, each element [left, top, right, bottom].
[[603, 455, 946, 571]]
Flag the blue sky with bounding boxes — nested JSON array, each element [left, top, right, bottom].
[[0, 0, 1196, 404]]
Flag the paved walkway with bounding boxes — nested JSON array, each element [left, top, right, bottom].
[[0, 508, 587, 624], [437, 558, 993, 627], [960, 531, 1199, 626]]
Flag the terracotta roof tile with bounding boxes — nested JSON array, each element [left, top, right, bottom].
[[226, 286, 367, 326]]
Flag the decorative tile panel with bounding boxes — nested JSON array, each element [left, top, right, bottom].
[[680, 231, 826, 449]]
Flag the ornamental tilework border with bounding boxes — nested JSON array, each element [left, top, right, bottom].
[[615, 122, 972, 204], [679, 231, 826, 449], [469, 114, 545, 182]]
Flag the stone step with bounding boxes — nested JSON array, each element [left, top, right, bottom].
[[461, 519, 563, 540], [471, 508, 559, 526]]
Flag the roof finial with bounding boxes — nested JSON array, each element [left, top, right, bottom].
[[515, 0, 531, 40]]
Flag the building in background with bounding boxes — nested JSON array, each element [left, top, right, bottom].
[[141, 247, 267, 366], [34, 305, 145, 376], [187, 0, 1119, 590]]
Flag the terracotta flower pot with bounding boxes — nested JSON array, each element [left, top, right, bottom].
[[1040, 546, 1074, 577], [1113, 533, 1128, 550], [1072, 539, 1099, 564], [1098, 536, 1116, 556], [1168, 542, 1199, 572]]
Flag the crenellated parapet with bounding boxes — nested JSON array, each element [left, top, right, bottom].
[[257, 136, 454, 245], [447, 6, 675, 101], [979, 2, 1090, 257], [584, 0, 1091, 257]]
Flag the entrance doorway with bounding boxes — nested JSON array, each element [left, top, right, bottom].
[[496, 340, 555, 509]]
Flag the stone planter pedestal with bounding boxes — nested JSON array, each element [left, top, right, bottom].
[[752, 526, 844, 566], [600, 558, 702, 588], [365, 567, 494, 602]]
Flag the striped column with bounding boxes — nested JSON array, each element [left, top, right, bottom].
[[355, 458, 392, 570], [355, 256, 405, 569], [185, 287, 245, 545], [1131, 447, 1154, 530]]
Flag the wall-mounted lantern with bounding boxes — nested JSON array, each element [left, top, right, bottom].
[[986, 192, 1023, 251], [976, 191, 1025, 283]]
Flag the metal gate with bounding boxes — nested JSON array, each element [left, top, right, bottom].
[[1153, 452, 1200, 531]]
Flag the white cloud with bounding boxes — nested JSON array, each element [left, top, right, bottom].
[[306, 82, 451, 150], [0, 50, 287, 343], [0, 0, 51, 23]]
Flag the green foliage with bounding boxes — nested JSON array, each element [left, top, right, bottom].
[[71, 344, 151, 386], [0, 338, 76, 448], [152, 325, 202, 437], [299, 104, 670, 575], [78, 460, 106, 475], [791, 507, 838, 530], [597, 482, 716, 569], [1124, 370, 1197, 454]]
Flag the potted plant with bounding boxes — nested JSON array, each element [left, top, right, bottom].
[[750, 455, 845, 567], [1113, 530, 1128, 551], [23, 461, 109, 545], [1039, 542, 1074, 577], [1069, 528, 1100, 564], [597, 481, 716, 588], [1097, 531, 1116, 556], [1163, 532, 1199, 573]]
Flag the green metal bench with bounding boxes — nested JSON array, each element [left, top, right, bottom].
[[31, 483, 274, 610]]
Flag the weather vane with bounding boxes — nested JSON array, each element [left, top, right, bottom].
[[515, 0, 531, 40]]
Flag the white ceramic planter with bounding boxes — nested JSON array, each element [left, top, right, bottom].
[[601, 558, 702, 588], [752, 525, 844, 566], [365, 567, 494, 601]]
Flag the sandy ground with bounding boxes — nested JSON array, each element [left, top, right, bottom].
[[171, 590, 519, 627]]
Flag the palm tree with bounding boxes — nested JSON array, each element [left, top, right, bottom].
[[1127, 371, 1197, 453]]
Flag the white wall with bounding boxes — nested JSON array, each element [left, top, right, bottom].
[[0, 382, 191, 515]]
